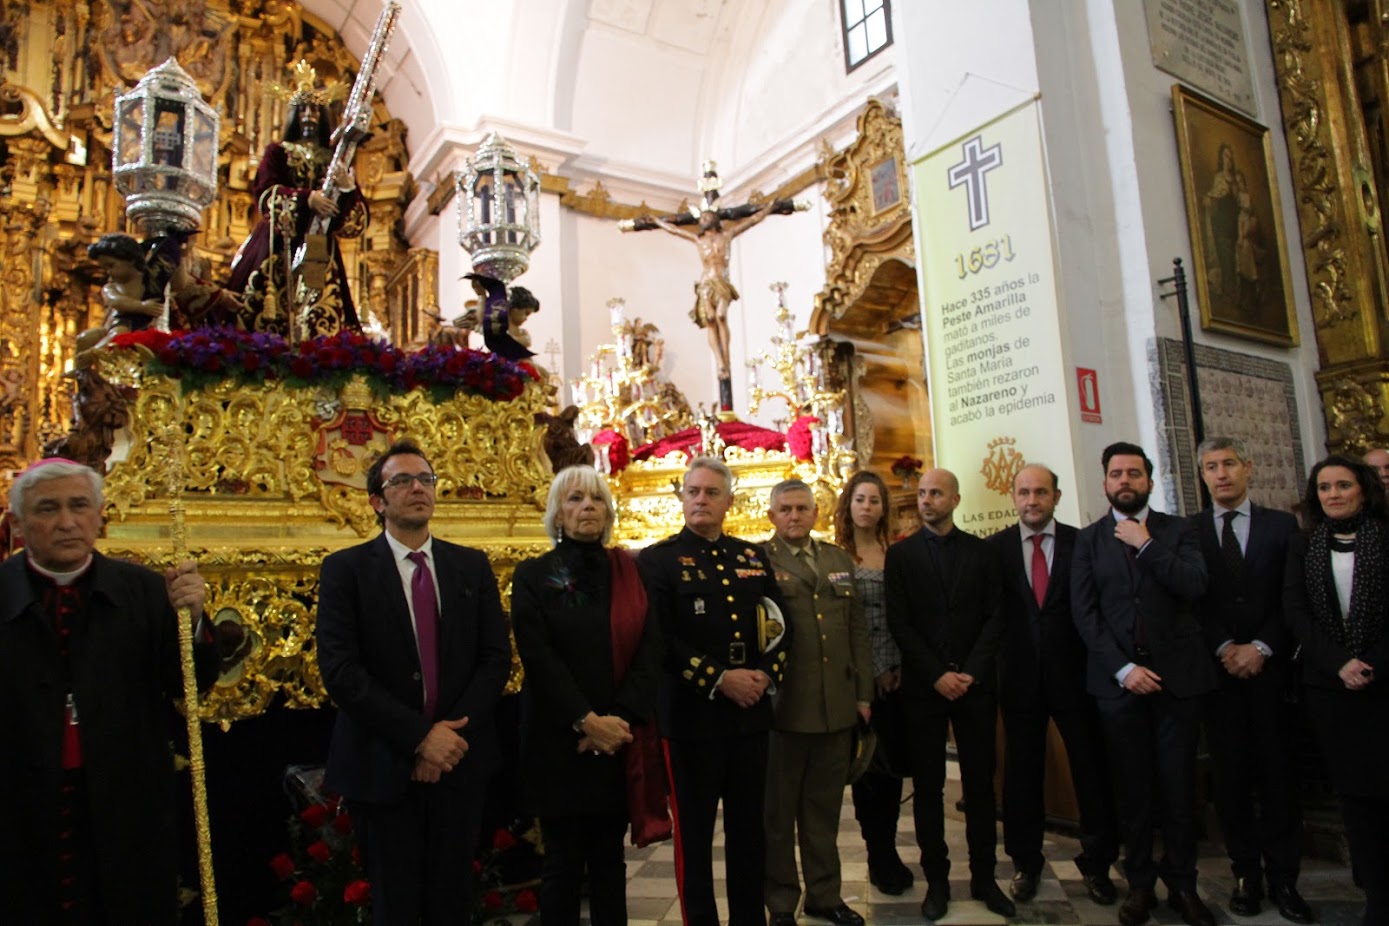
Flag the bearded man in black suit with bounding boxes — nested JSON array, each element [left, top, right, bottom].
[[1071, 442, 1216, 926]]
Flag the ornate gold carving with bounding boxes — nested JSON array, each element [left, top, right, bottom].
[[813, 99, 914, 328], [1323, 375, 1385, 453], [0, 0, 435, 493], [1266, 0, 1359, 332]]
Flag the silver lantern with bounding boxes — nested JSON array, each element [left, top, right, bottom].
[[456, 132, 541, 283], [112, 57, 220, 234]]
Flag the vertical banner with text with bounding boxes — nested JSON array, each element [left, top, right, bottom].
[[913, 102, 1080, 534]]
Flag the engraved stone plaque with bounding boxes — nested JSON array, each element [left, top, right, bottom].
[[1145, 0, 1257, 117]]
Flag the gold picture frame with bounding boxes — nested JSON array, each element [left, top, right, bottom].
[[1172, 85, 1299, 347]]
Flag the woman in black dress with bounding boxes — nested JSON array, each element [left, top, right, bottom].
[[1285, 455, 1389, 925], [511, 465, 664, 926]]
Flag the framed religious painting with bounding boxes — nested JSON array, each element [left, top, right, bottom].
[[1172, 84, 1299, 347], [869, 155, 901, 215]]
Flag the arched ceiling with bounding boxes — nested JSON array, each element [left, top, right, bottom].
[[301, 0, 893, 203]]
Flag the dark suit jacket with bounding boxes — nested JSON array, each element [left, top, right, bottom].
[[1191, 505, 1299, 682], [317, 533, 512, 805], [1071, 510, 1216, 700], [885, 526, 1003, 709], [986, 522, 1091, 712]]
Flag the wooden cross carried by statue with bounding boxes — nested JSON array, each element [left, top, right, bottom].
[[619, 161, 806, 412]]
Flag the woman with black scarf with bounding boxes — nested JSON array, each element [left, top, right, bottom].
[[1285, 455, 1389, 925], [511, 465, 666, 926]]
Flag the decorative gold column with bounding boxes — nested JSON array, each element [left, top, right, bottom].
[[1267, 0, 1389, 452]]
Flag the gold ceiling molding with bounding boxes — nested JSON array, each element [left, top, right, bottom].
[[428, 155, 827, 222]]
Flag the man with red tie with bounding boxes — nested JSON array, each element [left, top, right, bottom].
[[317, 440, 512, 925], [985, 465, 1118, 906]]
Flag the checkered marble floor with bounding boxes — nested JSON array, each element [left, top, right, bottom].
[[584, 771, 1365, 926]]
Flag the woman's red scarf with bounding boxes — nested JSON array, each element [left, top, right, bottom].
[[608, 550, 672, 847]]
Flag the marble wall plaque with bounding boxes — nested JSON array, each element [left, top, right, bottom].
[[1145, 0, 1257, 117]]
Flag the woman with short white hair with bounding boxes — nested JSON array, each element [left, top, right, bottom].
[[511, 465, 665, 926]]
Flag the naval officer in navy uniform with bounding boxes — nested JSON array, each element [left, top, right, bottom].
[[638, 456, 790, 926]]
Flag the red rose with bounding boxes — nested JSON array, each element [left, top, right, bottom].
[[289, 879, 317, 906], [305, 840, 331, 864], [268, 852, 296, 880], [332, 811, 353, 835], [242, 354, 262, 372], [245, 917, 272, 926], [299, 803, 330, 828], [289, 357, 314, 378], [343, 879, 372, 906], [482, 890, 504, 911], [491, 828, 517, 851], [471, 859, 482, 873], [378, 351, 399, 373], [515, 888, 539, 913], [352, 844, 361, 866]]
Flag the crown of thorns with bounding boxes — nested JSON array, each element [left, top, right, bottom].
[[266, 59, 347, 108]]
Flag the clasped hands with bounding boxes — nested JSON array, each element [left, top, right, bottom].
[[717, 667, 771, 708], [1339, 657, 1376, 691], [1220, 642, 1266, 679], [576, 712, 633, 756], [933, 670, 973, 701], [413, 717, 470, 783]]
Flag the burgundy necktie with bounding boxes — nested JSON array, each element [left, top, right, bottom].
[[1030, 534, 1049, 608], [407, 551, 440, 719]]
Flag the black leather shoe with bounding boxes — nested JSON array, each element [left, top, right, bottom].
[[1010, 869, 1039, 902], [1083, 871, 1118, 905], [1268, 883, 1315, 924], [868, 856, 914, 895], [1119, 887, 1157, 926], [768, 913, 797, 926], [1229, 876, 1263, 917], [1168, 888, 1216, 926], [803, 904, 864, 926], [972, 879, 1017, 917], [921, 881, 950, 921]]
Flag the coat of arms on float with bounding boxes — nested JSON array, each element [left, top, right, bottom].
[[313, 377, 390, 490]]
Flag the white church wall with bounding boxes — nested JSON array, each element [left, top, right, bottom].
[[1027, 0, 1170, 519], [1104, 0, 1324, 509], [727, 192, 832, 432]]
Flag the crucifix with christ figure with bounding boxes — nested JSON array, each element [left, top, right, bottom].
[[620, 161, 806, 411]]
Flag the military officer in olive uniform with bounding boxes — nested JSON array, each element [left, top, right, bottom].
[[762, 479, 874, 926], [637, 456, 790, 926]]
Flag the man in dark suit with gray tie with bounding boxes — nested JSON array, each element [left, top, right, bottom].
[[316, 439, 512, 925], [1191, 438, 1312, 923], [986, 464, 1118, 906], [1071, 442, 1216, 926]]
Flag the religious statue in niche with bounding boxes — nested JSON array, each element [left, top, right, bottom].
[[226, 60, 367, 339], [619, 161, 805, 411]]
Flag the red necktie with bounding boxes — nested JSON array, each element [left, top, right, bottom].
[[406, 551, 440, 719], [1030, 534, 1049, 608]]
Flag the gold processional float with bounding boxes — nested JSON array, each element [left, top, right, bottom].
[[49, 31, 858, 740]]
